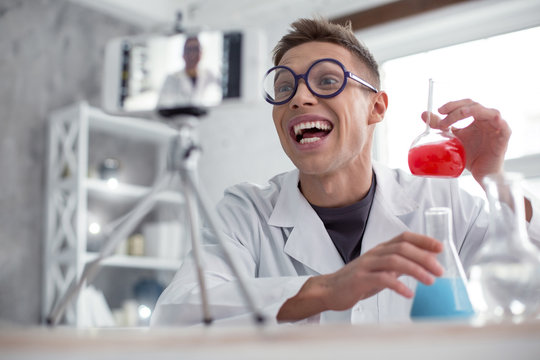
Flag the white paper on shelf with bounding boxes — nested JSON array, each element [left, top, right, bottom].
[[143, 221, 187, 259], [79, 286, 115, 327]]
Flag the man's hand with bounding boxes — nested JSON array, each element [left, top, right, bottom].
[[276, 232, 443, 322], [422, 99, 511, 185], [422, 101, 535, 222]]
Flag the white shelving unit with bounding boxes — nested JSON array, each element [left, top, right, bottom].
[[86, 177, 184, 204], [42, 101, 184, 326], [84, 253, 183, 271]]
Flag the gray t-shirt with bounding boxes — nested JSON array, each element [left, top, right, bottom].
[[311, 174, 377, 263]]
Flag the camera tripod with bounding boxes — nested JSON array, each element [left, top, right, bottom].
[[47, 110, 266, 326]]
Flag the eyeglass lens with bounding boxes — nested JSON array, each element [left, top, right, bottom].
[[264, 60, 346, 104]]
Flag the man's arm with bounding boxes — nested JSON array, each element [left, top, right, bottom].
[[277, 232, 443, 322]]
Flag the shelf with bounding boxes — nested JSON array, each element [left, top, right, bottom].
[[86, 178, 184, 205], [45, 102, 185, 327], [85, 253, 182, 271], [87, 107, 177, 142]]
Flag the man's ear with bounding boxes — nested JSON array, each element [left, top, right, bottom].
[[368, 91, 388, 125]]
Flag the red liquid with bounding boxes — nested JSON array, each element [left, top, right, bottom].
[[408, 138, 466, 178]]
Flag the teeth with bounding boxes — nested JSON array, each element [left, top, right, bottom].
[[293, 121, 332, 136], [299, 137, 321, 144]]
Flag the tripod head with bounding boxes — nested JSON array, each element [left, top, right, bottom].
[[158, 106, 208, 118]]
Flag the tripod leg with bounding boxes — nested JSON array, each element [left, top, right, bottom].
[[183, 168, 266, 325], [100, 171, 175, 257], [47, 171, 174, 326], [184, 180, 213, 325]]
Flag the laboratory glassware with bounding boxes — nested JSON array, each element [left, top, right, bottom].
[[468, 172, 540, 323], [408, 79, 466, 178], [410, 207, 475, 319]]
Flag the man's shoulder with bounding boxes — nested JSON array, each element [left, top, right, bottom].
[[212, 170, 297, 235], [373, 161, 476, 210], [374, 162, 459, 189], [219, 170, 296, 210], [374, 162, 428, 190]]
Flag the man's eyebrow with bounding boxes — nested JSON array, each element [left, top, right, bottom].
[[273, 68, 290, 83]]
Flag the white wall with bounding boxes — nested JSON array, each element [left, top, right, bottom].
[[356, 0, 540, 63], [198, 102, 294, 206], [195, 24, 298, 205]]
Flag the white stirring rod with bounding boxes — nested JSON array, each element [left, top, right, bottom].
[[426, 78, 434, 130]]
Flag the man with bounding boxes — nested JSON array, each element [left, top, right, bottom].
[[158, 36, 222, 109], [151, 18, 539, 325]]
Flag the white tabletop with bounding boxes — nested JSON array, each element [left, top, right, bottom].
[[2, 320, 540, 360]]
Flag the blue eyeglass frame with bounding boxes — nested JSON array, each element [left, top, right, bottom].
[[263, 58, 378, 105]]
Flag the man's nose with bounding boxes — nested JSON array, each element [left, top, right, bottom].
[[289, 79, 317, 109]]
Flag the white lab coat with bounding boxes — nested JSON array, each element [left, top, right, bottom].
[[151, 162, 540, 326], [157, 68, 222, 108]]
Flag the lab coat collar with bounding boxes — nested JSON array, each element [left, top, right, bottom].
[[267, 170, 300, 228], [372, 161, 419, 215], [268, 170, 344, 274], [359, 162, 420, 254]]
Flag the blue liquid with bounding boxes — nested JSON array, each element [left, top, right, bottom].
[[410, 277, 475, 319]]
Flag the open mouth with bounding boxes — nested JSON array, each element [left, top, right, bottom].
[[292, 120, 333, 144]]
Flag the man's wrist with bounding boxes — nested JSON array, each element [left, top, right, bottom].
[[276, 275, 329, 323]]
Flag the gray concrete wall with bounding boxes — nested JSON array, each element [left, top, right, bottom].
[[0, 0, 140, 325]]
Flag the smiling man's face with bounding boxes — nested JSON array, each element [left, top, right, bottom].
[[272, 41, 382, 178]]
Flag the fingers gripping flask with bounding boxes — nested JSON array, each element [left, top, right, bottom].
[[468, 173, 540, 323], [410, 207, 475, 320]]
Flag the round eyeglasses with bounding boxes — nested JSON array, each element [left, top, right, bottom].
[[263, 58, 378, 105]]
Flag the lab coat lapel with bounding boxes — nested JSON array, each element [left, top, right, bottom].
[[361, 197, 409, 253], [268, 170, 344, 275], [361, 163, 419, 253], [359, 163, 421, 323]]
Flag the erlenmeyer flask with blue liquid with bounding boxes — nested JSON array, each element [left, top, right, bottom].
[[410, 207, 475, 320]]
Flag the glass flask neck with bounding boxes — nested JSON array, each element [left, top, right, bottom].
[[425, 207, 467, 279], [418, 125, 453, 140], [428, 126, 452, 135]]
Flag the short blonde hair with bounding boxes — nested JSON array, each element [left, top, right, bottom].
[[272, 18, 380, 87]]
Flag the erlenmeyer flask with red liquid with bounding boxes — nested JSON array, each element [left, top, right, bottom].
[[408, 79, 466, 178]]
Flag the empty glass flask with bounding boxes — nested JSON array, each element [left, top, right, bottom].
[[468, 172, 540, 323]]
